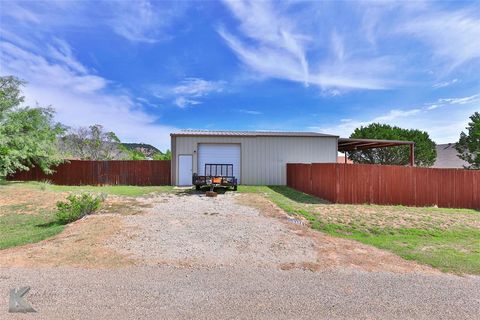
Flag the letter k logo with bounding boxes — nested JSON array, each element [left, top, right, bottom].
[[9, 287, 36, 313]]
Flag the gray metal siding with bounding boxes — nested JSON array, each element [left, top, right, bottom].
[[172, 135, 337, 185]]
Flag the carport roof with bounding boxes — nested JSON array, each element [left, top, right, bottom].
[[171, 130, 338, 138], [338, 138, 414, 152]]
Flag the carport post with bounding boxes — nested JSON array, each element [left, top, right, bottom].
[[409, 143, 415, 166]]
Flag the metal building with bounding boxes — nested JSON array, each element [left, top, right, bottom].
[[171, 130, 338, 186]]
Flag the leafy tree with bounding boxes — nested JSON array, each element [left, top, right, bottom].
[[347, 123, 436, 166], [0, 76, 65, 177], [455, 112, 480, 169], [152, 149, 171, 160], [128, 149, 147, 160], [60, 124, 124, 160]]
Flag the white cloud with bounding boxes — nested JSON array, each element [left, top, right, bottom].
[[0, 39, 175, 150], [372, 109, 421, 122], [221, 0, 309, 84], [1, 0, 187, 44], [238, 109, 262, 115], [314, 94, 479, 143], [46, 38, 88, 74], [399, 9, 480, 69], [174, 97, 201, 108], [108, 0, 171, 43], [172, 77, 224, 97], [219, 0, 398, 91], [438, 94, 480, 105], [433, 79, 458, 89], [154, 77, 225, 108], [219, 1, 480, 91]]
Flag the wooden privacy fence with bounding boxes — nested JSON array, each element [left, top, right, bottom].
[[8, 160, 171, 186], [287, 163, 480, 209]]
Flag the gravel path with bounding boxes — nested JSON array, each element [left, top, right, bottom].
[[1, 192, 479, 319], [107, 192, 436, 273], [1, 266, 479, 319]]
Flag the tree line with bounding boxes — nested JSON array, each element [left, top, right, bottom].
[[0, 76, 171, 177], [347, 116, 479, 169], [1, 75, 479, 177]]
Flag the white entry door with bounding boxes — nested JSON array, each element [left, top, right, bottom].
[[178, 155, 193, 186], [198, 144, 241, 183]]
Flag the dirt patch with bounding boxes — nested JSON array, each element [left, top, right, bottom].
[[100, 196, 154, 215], [236, 193, 438, 274], [0, 187, 67, 215], [0, 215, 134, 268]]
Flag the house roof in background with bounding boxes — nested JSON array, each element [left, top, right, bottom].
[[171, 130, 338, 138], [433, 143, 469, 169]]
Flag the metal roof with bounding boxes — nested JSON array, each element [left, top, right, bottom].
[[433, 143, 469, 169], [171, 130, 338, 138], [338, 138, 414, 152]]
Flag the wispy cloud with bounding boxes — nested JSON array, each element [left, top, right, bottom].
[[220, 1, 480, 91], [0, 38, 175, 149], [154, 77, 225, 108], [399, 9, 480, 70], [438, 94, 480, 105], [425, 93, 480, 110], [0, 0, 187, 44], [238, 109, 262, 115], [108, 0, 187, 43], [172, 77, 225, 97], [313, 93, 480, 143], [174, 97, 201, 108], [219, 0, 397, 91], [433, 79, 458, 89]]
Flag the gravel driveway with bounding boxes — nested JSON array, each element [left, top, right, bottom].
[[1, 192, 479, 319]]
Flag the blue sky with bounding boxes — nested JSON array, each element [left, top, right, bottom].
[[1, 0, 479, 150]]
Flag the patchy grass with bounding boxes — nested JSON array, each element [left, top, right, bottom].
[[0, 181, 166, 250], [0, 215, 133, 268], [239, 186, 480, 275], [0, 212, 65, 250], [2, 180, 174, 196]]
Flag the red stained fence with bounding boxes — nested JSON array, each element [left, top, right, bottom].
[[8, 160, 171, 186], [287, 163, 480, 209]]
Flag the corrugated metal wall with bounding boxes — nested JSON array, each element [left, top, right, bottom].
[[8, 160, 171, 186], [287, 163, 480, 209], [173, 136, 337, 185]]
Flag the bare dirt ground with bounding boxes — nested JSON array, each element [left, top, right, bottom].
[[1, 192, 479, 319], [106, 192, 436, 273], [0, 185, 66, 215]]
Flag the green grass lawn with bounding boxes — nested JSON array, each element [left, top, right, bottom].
[[0, 211, 65, 250], [239, 185, 480, 275], [0, 180, 173, 250]]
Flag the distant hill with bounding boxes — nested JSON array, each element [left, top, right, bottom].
[[122, 143, 160, 158]]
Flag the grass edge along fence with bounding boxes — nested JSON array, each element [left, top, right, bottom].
[[8, 160, 171, 186], [287, 163, 480, 209]]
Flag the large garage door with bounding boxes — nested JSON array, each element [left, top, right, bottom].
[[198, 144, 241, 183]]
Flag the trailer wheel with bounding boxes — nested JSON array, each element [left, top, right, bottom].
[[195, 185, 201, 191], [233, 185, 237, 191]]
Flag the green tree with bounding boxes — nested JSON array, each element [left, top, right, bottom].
[[152, 149, 171, 160], [60, 124, 124, 160], [347, 123, 436, 166], [129, 149, 147, 160], [0, 76, 64, 177], [455, 112, 480, 169]]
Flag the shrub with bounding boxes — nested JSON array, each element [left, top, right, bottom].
[[39, 179, 52, 191], [56, 193, 105, 224]]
